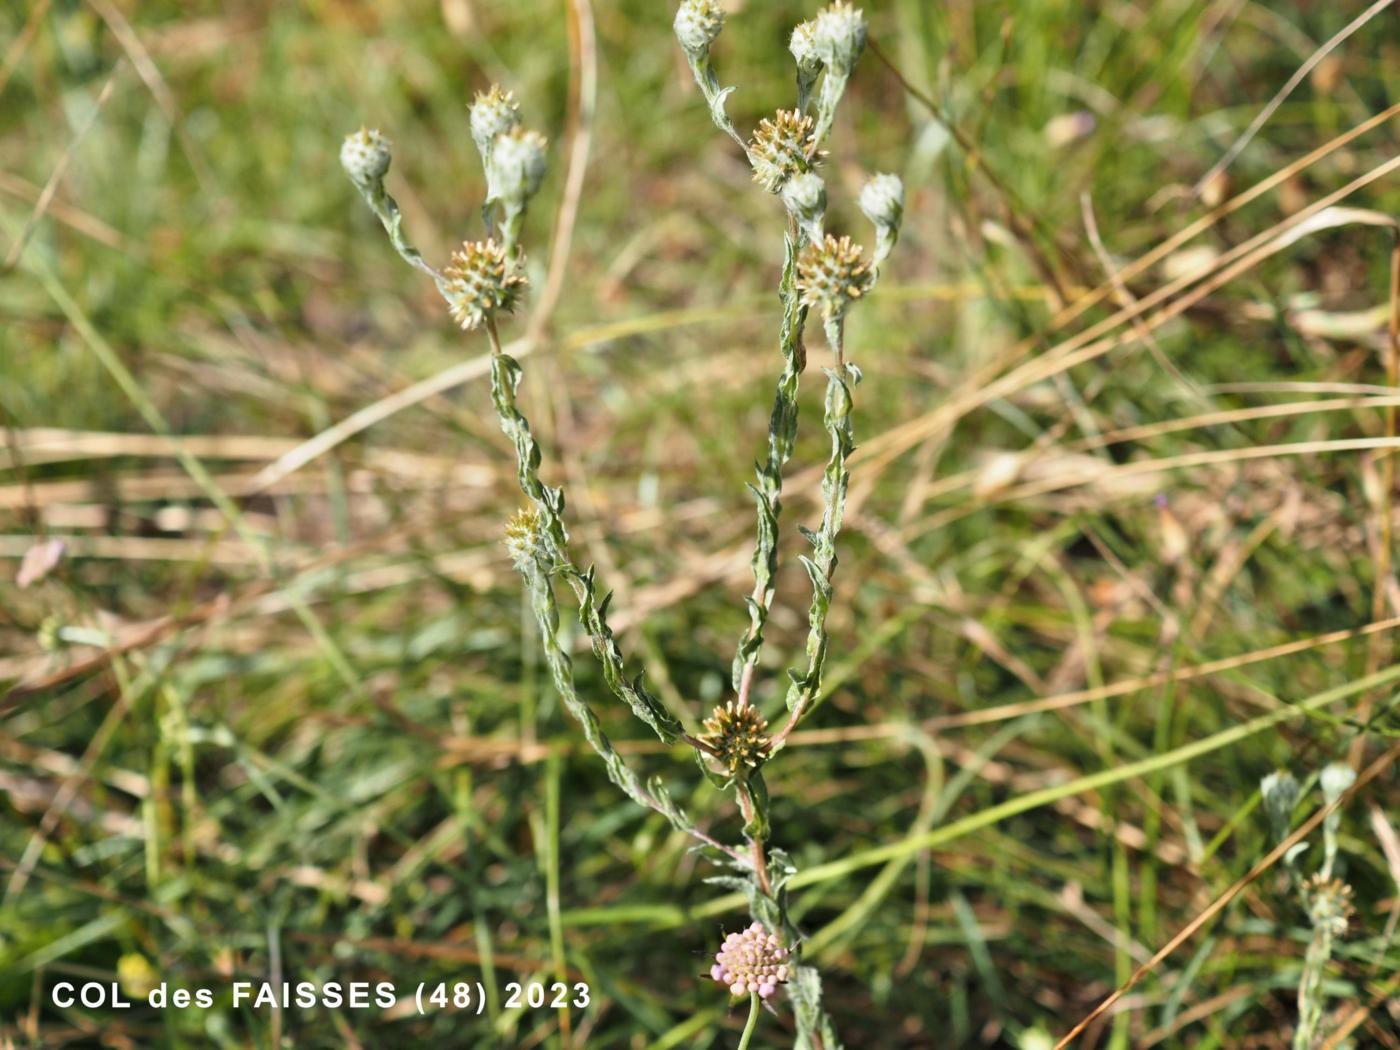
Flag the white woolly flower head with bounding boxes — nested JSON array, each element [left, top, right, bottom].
[[489, 126, 548, 204], [1259, 770, 1300, 837], [470, 85, 521, 161], [812, 1, 867, 73], [790, 20, 822, 77], [443, 239, 527, 331], [782, 171, 826, 241], [859, 173, 905, 232], [674, 0, 724, 60], [1319, 762, 1356, 805], [340, 128, 391, 188]]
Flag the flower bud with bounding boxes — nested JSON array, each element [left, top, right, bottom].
[[781, 172, 826, 242], [1319, 762, 1355, 805], [1319, 760, 1356, 877], [1260, 770, 1300, 842], [790, 20, 822, 78], [859, 173, 904, 232], [340, 128, 391, 189], [812, 1, 867, 74], [673, 0, 724, 60], [470, 85, 521, 162], [488, 127, 548, 205]]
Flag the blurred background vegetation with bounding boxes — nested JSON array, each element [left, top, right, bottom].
[[3, 0, 1400, 1046]]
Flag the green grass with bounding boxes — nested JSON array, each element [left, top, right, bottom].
[[4, 1, 1400, 1047]]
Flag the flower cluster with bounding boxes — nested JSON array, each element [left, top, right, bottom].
[[1303, 874, 1354, 937], [443, 239, 526, 331], [796, 233, 873, 321], [702, 701, 771, 774], [749, 109, 818, 194], [711, 923, 791, 999]]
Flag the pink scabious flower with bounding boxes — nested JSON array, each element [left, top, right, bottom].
[[710, 922, 790, 999]]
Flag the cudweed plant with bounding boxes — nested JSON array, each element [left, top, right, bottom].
[[1259, 763, 1359, 1050], [338, 3, 901, 1045]]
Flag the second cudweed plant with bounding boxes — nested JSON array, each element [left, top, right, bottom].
[[1260, 763, 1360, 1050], [339, 3, 903, 1045]]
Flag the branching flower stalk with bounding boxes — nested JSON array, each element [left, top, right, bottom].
[[676, 3, 904, 1046], [341, 98, 739, 867], [339, 4, 902, 1045]]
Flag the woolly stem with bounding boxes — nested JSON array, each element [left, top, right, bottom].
[[774, 339, 857, 750], [358, 180, 447, 291], [520, 556, 742, 862], [1293, 923, 1332, 1050], [734, 226, 811, 697], [683, 51, 749, 158], [483, 318, 712, 750], [811, 69, 850, 149]]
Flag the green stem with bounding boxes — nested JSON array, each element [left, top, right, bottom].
[[737, 994, 762, 1050]]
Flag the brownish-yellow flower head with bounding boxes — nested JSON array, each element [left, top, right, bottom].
[[504, 507, 545, 569], [702, 701, 771, 774], [442, 239, 526, 331], [749, 110, 818, 194], [796, 234, 873, 320]]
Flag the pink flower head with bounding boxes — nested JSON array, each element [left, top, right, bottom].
[[709, 922, 790, 999]]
